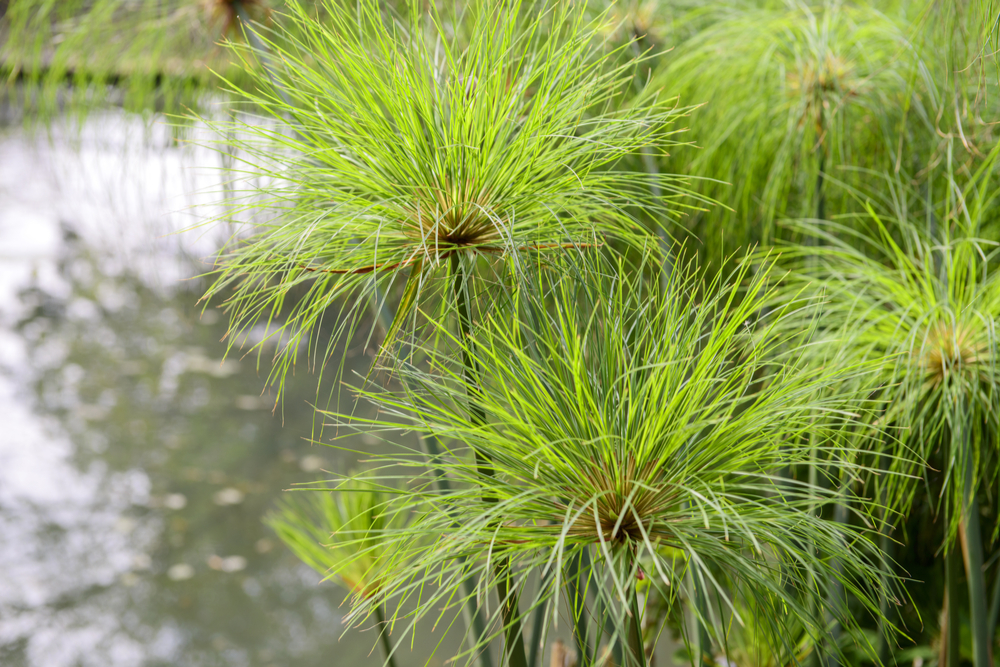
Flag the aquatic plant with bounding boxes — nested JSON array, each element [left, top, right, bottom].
[[653, 0, 930, 269], [327, 251, 894, 667], [195, 0, 701, 401], [268, 473, 408, 666], [774, 144, 1000, 667]]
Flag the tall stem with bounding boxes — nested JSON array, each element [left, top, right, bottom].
[[824, 472, 850, 667], [815, 137, 826, 222], [568, 548, 593, 667], [877, 449, 896, 665], [877, 517, 896, 664], [806, 439, 821, 667], [599, 595, 625, 667], [374, 605, 399, 667], [629, 35, 672, 286], [989, 563, 1000, 653], [825, 502, 848, 667], [683, 566, 712, 667], [232, 1, 290, 107], [232, 2, 266, 56], [942, 542, 962, 667], [960, 442, 991, 667], [694, 584, 712, 666], [626, 550, 648, 667], [451, 253, 528, 667], [527, 568, 555, 667], [371, 283, 494, 667]]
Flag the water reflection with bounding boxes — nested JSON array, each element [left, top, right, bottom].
[[0, 111, 458, 666]]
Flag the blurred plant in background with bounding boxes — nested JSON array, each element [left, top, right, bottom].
[[2, 0, 285, 116], [654, 0, 931, 268], [773, 144, 1000, 667], [268, 473, 409, 666]]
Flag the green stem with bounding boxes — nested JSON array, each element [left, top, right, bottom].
[[568, 548, 593, 667], [877, 449, 896, 665], [232, 2, 266, 55], [599, 596, 625, 667], [683, 566, 712, 667], [527, 568, 555, 667], [626, 550, 648, 667], [825, 487, 849, 667], [989, 562, 1000, 652], [451, 253, 528, 667], [526, 605, 544, 667], [232, 1, 290, 107], [961, 447, 991, 667], [877, 517, 896, 664], [628, 34, 672, 286], [695, 584, 712, 667], [815, 135, 826, 222], [805, 447, 821, 667], [371, 283, 494, 667], [943, 541, 962, 667], [374, 605, 399, 667]]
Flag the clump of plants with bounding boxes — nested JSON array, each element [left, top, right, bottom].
[[10, 0, 1000, 665], [773, 147, 1000, 667], [182, 0, 909, 664]]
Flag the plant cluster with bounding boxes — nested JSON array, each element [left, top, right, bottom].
[[7, 0, 1000, 666]]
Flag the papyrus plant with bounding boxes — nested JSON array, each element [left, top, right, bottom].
[[267, 473, 409, 667], [323, 251, 894, 667], [653, 0, 928, 268], [772, 146, 1000, 667], [198, 0, 698, 398]]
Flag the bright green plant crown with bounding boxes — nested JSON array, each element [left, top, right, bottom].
[[268, 473, 410, 600], [322, 251, 894, 665], [772, 146, 1000, 540], [197, 0, 700, 400], [653, 0, 927, 266]]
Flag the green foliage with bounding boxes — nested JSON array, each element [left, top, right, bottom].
[[197, 0, 702, 400], [774, 143, 1000, 539], [323, 251, 894, 665], [15, 0, 1000, 663], [711, 597, 813, 667], [267, 472, 409, 599], [3, 0, 253, 116], [653, 0, 933, 268]]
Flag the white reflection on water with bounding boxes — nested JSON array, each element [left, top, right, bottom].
[[0, 108, 459, 667], [0, 111, 228, 665]]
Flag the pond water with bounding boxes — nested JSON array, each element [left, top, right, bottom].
[[0, 108, 463, 666]]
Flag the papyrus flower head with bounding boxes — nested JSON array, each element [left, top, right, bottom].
[[334, 252, 889, 663], [201, 0, 696, 394]]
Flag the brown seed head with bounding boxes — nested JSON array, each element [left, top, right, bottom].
[[921, 320, 989, 388]]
